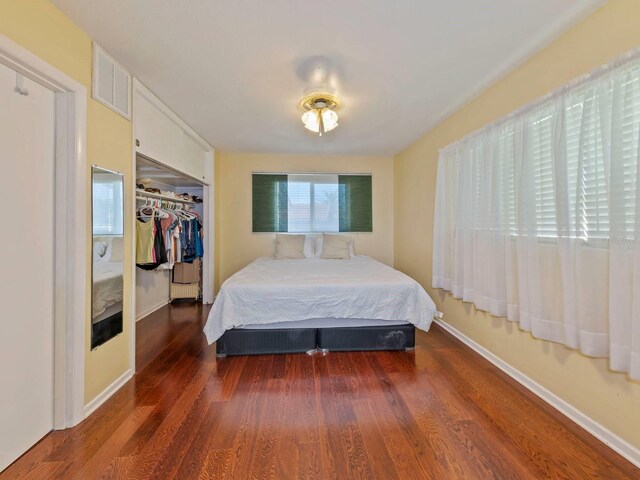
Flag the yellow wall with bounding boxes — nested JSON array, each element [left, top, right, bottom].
[[0, 1, 133, 404], [394, 0, 640, 448], [216, 151, 394, 286]]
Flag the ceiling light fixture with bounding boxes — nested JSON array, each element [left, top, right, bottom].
[[299, 91, 341, 136]]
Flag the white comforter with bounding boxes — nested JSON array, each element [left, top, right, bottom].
[[203, 256, 436, 344], [92, 261, 123, 318]]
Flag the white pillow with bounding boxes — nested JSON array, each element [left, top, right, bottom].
[[275, 234, 306, 259], [319, 233, 351, 259], [273, 234, 316, 258], [303, 235, 315, 258], [316, 234, 355, 258], [93, 241, 108, 261], [109, 236, 124, 262]]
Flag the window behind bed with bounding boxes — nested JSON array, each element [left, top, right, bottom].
[[252, 173, 372, 233], [93, 172, 124, 235]]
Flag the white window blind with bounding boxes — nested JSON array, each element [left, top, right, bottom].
[[530, 108, 556, 236], [443, 62, 640, 241], [93, 176, 123, 235], [287, 174, 339, 232]]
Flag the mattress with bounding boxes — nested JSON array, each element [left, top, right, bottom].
[[92, 261, 124, 318], [204, 255, 436, 344], [93, 300, 123, 324]]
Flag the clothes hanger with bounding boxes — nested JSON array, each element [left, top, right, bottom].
[[152, 199, 169, 219]]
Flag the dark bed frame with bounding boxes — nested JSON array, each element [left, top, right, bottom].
[[215, 323, 415, 356]]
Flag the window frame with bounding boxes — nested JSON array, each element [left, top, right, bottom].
[[252, 172, 373, 234]]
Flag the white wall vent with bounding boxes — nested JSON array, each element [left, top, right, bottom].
[[92, 42, 131, 119]]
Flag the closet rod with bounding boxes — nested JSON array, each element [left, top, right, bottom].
[[135, 189, 195, 204]]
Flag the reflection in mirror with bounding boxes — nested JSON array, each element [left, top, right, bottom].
[[91, 166, 124, 349]]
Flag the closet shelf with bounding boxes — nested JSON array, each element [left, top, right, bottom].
[[136, 189, 195, 204]]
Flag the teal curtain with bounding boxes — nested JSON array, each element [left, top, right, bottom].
[[252, 174, 288, 232], [339, 175, 372, 232]]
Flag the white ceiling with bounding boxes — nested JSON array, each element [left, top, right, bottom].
[[53, 0, 605, 156]]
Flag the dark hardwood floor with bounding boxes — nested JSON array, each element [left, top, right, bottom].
[[2, 303, 638, 479]]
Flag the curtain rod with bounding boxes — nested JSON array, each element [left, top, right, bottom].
[[135, 189, 195, 204]]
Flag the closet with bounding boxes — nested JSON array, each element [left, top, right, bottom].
[[133, 80, 214, 324]]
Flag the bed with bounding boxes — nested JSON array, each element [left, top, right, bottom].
[[92, 261, 124, 323], [92, 236, 124, 347], [203, 255, 436, 356]]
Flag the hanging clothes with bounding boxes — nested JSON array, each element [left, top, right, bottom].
[[135, 198, 203, 271], [135, 214, 155, 264], [173, 224, 182, 263], [158, 210, 179, 270], [181, 217, 204, 263], [182, 219, 196, 262], [194, 220, 203, 258], [137, 217, 168, 271]]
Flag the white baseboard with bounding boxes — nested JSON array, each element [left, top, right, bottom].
[[135, 298, 170, 322], [434, 319, 640, 469], [84, 368, 133, 418]]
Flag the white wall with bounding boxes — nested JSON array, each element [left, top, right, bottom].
[[216, 152, 394, 287], [135, 269, 170, 321]]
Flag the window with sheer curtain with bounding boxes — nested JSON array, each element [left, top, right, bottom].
[[433, 50, 640, 380]]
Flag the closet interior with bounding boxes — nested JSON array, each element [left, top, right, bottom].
[[135, 155, 205, 322]]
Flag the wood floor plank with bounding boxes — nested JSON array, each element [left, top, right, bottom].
[[351, 399, 400, 480], [297, 441, 324, 480], [70, 407, 154, 480], [2, 304, 638, 480], [313, 356, 352, 480], [145, 378, 215, 480], [172, 400, 227, 480], [390, 370, 515, 479], [246, 379, 286, 480], [222, 355, 274, 480], [274, 355, 304, 479], [383, 434, 432, 480], [98, 456, 137, 480], [367, 356, 454, 479], [19, 462, 64, 480], [429, 344, 626, 479], [329, 375, 376, 479], [200, 448, 232, 480], [408, 352, 547, 478]]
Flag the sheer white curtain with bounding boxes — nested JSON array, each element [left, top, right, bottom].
[[433, 50, 640, 380]]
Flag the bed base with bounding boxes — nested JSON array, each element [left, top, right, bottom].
[[215, 324, 415, 357], [91, 311, 123, 350]]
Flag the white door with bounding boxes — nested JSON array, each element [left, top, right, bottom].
[[0, 61, 55, 471]]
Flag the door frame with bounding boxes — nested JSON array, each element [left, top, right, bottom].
[[0, 34, 87, 428]]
